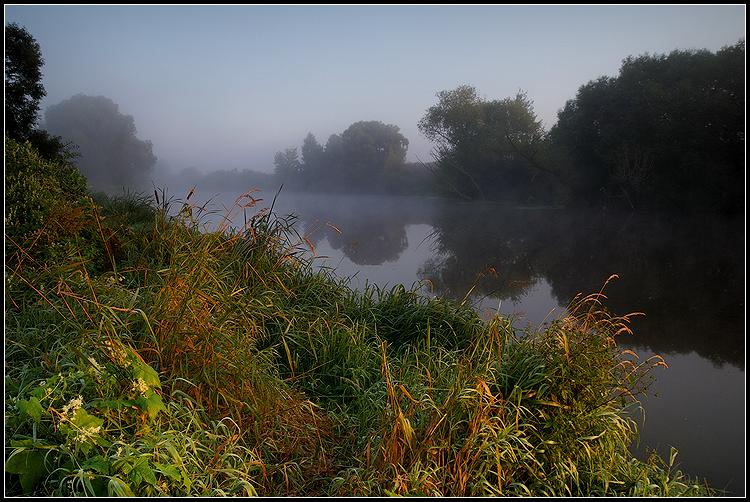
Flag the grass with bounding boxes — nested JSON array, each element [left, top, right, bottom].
[[5, 186, 714, 496]]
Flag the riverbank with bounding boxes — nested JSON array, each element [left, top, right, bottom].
[[5, 178, 716, 496]]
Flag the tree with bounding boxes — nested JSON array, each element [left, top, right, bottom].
[[339, 121, 408, 189], [418, 85, 558, 202], [5, 23, 78, 164], [44, 94, 157, 191], [277, 122, 410, 193], [273, 147, 301, 184], [549, 40, 745, 212], [4, 23, 46, 141], [301, 133, 325, 172]]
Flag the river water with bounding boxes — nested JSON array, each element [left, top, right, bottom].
[[177, 188, 745, 495]]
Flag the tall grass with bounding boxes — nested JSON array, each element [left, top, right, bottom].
[[5, 188, 713, 496]]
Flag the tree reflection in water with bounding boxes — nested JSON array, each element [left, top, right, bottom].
[[419, 203, 744, 369], [292, 194, 434, 266]]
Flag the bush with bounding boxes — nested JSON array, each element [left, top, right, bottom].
[[5, 136, 92, 266]]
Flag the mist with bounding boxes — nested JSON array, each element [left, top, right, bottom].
[[5, 4, 745, 199], [4, 5, 746, 496]]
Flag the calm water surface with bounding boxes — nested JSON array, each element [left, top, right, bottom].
[[183, 189, 745, 495]]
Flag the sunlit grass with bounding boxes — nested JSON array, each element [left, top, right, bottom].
[[5, 189, 713, 496]]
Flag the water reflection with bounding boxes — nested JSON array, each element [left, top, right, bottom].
[[287, 194, 437, 266], [419, 202, 744, 369], [202, 191, 743, 369]]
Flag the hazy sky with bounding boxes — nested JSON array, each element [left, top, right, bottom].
[[5, 4, 745, 173]]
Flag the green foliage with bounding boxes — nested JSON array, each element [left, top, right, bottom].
[[273, 147, 302, 183], [275, 121, 413, 194], [4, 136, 95, 266], [549, 40, 745, 212], [4, 23, 46, 141], [418, 85, 562, 203], [340, 121, 409, 182]]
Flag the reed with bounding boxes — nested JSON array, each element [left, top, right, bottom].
[[5, 188, 713, 496]]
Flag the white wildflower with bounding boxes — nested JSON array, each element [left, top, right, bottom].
[[61, 395, 84, 417], [73, 425, 101, 444], [131, 378, 150, 396]]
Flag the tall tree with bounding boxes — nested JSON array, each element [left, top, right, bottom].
[[549, 40, 745, 212], [5, 23, 46, 141], [301, 132, 325, 177], [44, 94, 157, 191], [419, 85, 557, 202], [339, 120, 408, 189], [273, 147, 301, 184]]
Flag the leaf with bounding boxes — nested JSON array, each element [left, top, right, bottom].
[[81, 455, 111, 475], [18, 397, 45, 423], [135, 391, 166, 421], [131, 360, 161, 389], [70, 408, 104, 430], [108, 476, 135, 496], [11, 439, 54, 448], [130, 468, 142, 488], [144, 392, 166, 420], [154, 462, 181, 481], [134, 459, 157, 486], [5, 449, 48, 494]]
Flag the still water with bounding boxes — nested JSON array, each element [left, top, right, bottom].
[[183, 188, 745, 495]]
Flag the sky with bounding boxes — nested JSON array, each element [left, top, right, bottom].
[[4, 4, 746, 173]]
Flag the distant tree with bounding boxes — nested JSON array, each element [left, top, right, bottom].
[[318, 133, 346, 189], [339, 120, 408, 189], [323, 134, 345, 168], [419, 85, 559, 202], [301, 132, 325, 172], [273, 147, 301, 184], [44, 94, 157, 191], [279, 122, 412, 194], [4, 23, 46, 141], [549, 40, 745, 212]]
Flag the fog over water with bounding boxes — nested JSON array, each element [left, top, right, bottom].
[[5, 4, 745, 496]]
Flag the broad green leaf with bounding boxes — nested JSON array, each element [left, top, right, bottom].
[[154, 462, 181, 481], [70, 408, 104, 430], [81, 455, 111, 475], [18, 397, 45, 423], [134, 460, 157, 486], [128, 352, 161, 389], [144, 392, 166, 420], [5, 449, 48, 494], [134, 391, 166, 420]]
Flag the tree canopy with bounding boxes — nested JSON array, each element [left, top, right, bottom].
[[273, 147, 301, 183], [273, 121, 412, 193], [4, 22, 46, 141], [4, 22, 74, 163], [418, 85, 558, 202], [44, 94, 157, 191], [549, 40, 745, 212]]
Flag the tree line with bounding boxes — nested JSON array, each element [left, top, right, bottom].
[[274, 121, 434, 195], [7, 21, 743, 212], [277, 39, 744, 213]]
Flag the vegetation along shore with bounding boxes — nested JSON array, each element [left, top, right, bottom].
[[5, 137, 715, 496]]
